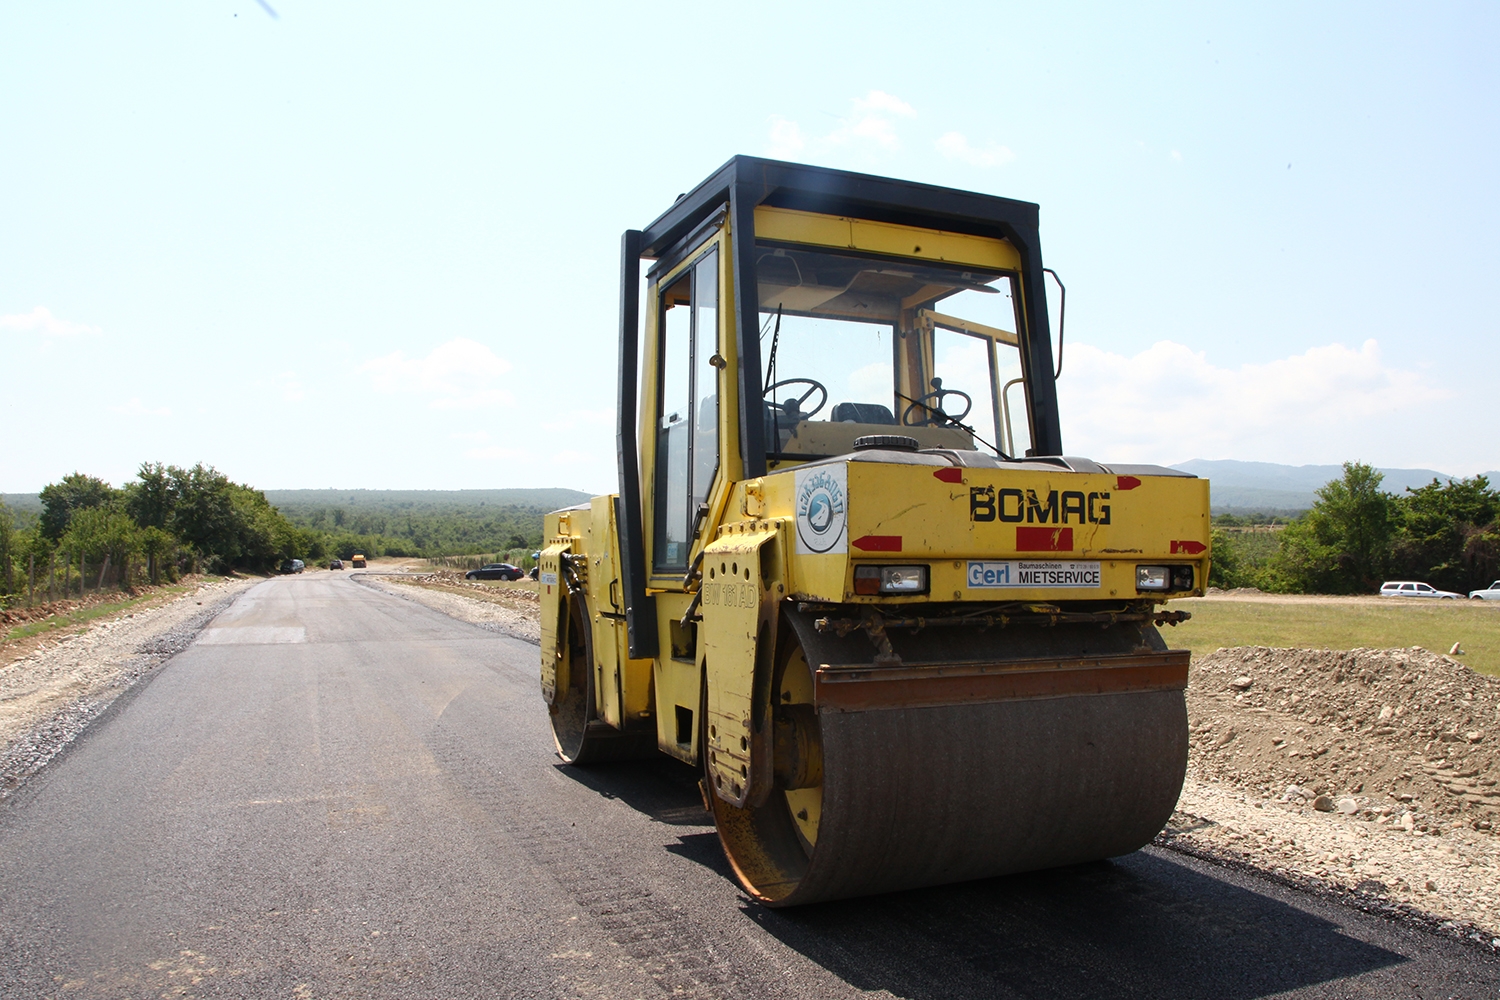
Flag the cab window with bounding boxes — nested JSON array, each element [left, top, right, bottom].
[[754, 242, 1030, 463], [653, 248, 720, 573]]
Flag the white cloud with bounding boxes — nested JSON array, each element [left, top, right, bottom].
[[829, 90, 915, 149], [0, 305, 102, 336], [112, 397, 171, 417], [935, 131, 1016, 168], [360, 338, 514, 410], [1055, 339, 1448, 466], [767, 116, 806, 159], [859, 90, 916, 117], [767, 90, 917, 160]]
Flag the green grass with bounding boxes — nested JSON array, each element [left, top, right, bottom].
[[2, 585, 189, 644], [1168, 597, 1500, 676]]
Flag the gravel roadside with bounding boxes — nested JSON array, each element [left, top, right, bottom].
[[0, 576, 256, 802], [1163, 644, 1500, 951], [358, 573, 541, 644]]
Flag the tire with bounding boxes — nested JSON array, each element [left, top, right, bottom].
[[550, 588, 655, 765]]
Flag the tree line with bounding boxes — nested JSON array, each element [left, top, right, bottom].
[[0, 464, 308, 599], [0, 464, 550, 604], [1211, 462, 1500, 594], [10, 458, 1484, 603]]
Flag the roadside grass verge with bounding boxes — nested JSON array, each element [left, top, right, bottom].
[[1170, 598, 1500, 677], [2, 584, 190, 644]]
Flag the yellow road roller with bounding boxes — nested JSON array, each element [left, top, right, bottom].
[[537, 157, 1209, 906]]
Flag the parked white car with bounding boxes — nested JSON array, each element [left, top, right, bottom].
[[1469, 581, 1500, 600], [1379, 581, 1464, 599]]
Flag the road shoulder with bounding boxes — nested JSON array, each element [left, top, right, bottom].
[[356, 573, 540, 644], [0, 576, 256, 802]]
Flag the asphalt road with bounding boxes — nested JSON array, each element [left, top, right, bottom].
[[1, 575, 1495, 999]]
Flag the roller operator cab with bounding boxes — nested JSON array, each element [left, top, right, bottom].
[[538, 157, 1210, 906]]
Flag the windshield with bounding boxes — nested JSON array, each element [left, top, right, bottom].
[[755, 242, 1032, 462]]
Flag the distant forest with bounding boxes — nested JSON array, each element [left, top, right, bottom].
[[1210, 463, 1500, 594], [264, 489, 592, 560], [1, 474, 592, 599]]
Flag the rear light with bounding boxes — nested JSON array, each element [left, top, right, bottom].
[[854, 565, 929, 595], [1137, 565, 1195, 592]]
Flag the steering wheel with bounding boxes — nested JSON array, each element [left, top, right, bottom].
[[764, 378, 828, 421], [902, 377, 973, 426]]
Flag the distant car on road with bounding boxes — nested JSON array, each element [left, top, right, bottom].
[[1469, 581, 1500, 600], [466, 563, 524, 581], [351, 554, 367, 568], [1379, 580, 1463, 599], [279, 559, 305, 574], [329, 559, 344, 571]]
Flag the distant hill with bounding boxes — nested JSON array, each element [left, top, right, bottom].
[[260, 488, 594, 513], [260, 488, 598, 555], [1, 493, 41, 514], [1169, 460, 1499, 513]]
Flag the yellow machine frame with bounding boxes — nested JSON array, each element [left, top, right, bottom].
[[537, 158, 1208, 903]]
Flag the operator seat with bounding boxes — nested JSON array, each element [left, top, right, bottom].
[[831, 402, 896, 425]]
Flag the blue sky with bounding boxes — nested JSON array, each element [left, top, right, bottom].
[[3, 2, 1497, 493]]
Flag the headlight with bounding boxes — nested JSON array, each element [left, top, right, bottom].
[[1136, 565, 1170, 591], [1137, 565, 1195, 592], [854, 565, 929, 595]]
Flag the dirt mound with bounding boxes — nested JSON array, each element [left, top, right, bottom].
[[2, 592, 128, 628], [1189, 646, 1499, 833], [407, 572, 541, 603]]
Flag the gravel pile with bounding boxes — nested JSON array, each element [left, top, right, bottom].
[[1, 589, 144, 628], [0, 578, 254, 801], [400, 572, 541, 605], [1189, 646, 1498, 831], [1166, 644, 1500, 950]]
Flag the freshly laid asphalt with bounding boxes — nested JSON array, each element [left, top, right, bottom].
[[0, 574, 1495, 998]]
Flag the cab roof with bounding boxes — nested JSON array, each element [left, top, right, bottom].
[[638, 155, 1041, 260]]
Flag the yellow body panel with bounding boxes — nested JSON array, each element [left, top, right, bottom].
[[699, 520, 787, 808], [539, 196, 1211, 808], [536, 536, 572, 705], [754, 206, 1022, 272], [714, 463, 1209, 604], [540, 502, 653, 731]]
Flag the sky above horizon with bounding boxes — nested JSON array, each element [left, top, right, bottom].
[[4, 2, 1497, 494]]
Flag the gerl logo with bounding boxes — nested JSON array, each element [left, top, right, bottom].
[[794, 464, 848, 555]]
